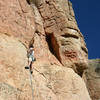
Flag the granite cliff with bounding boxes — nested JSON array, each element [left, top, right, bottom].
[[0, 0, 91, 100]]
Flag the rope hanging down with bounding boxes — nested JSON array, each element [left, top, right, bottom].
[[26, 44, 36, 100], [29, 66, 34, 100]]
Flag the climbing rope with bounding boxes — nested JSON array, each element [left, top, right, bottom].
[[29, 66, 34, 100], [26, 45, 35, 100]]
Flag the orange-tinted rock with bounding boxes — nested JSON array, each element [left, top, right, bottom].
[[0, 0, 35, 47], [0, 34, 91, 100], [30, 0, 88, 74], [0, 0, 91, 100]]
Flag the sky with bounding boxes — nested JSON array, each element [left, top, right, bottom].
[[70, 0, 100, 59]]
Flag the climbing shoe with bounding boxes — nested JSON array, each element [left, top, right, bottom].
[[34, 58, 36, 61], [31, 70, 33, 74], [25, 66, 29, 69]]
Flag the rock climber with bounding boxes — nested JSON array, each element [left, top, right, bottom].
[[25, 45, 36, 74]]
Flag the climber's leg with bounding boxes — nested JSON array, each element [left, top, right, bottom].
[[25, 56, 36, 74], [25, 61, 31, 69], [30, 62, 33, 74], [25, 58, 32, 69]]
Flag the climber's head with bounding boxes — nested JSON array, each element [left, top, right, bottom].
[[29, 44, 34, 51], [29, 42, 34, 48]]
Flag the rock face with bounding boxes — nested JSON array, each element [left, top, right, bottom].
[[29, 0, 88, 74], [83, 59, 100, 100], [0, 0, 91, 100]]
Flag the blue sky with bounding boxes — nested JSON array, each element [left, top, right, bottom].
[[70, 0, 100, 59]]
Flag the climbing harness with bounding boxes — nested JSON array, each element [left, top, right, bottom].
[[29, 66, 34, 100]]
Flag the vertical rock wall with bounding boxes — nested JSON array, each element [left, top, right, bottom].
[[0, 0, 91, 100], [28, 0, 88, 74]]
